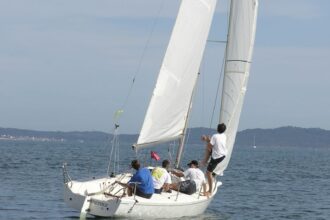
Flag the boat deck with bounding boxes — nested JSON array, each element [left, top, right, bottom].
[[68, 172, 219, 204]]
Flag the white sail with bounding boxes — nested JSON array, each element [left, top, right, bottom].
[[214, 0, 258, 175], [136, 0, 217, 149]]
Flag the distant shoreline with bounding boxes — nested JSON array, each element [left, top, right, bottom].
[[0, 126, 329, 148]]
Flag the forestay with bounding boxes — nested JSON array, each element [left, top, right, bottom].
[[214, 0, 259, 175], [136, 0, 217, 149]]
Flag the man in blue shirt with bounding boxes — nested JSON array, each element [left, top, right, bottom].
[[115, 160, 154, 199]]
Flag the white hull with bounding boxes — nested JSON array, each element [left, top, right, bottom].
[[63, 174, 221, 218]]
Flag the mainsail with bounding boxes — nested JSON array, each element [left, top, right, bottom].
[[136, 0, 217, 149], [214, 0, 259, 175]]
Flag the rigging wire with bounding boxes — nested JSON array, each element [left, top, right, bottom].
[[120, 0, 165, 110], [107, 124, 120, 177], [201, 53, 206, 128], [209, 55, 225, 128], [209, 0, 231, 128], [107, 1, 165, 173]]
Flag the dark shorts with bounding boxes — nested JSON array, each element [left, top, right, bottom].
[[207, 156, 225, 173], [154, 188, 172, 194], [135, 187, 152, 199], [179, 180, 196, 195]]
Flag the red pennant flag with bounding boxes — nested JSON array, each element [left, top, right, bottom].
[[151, 151, 160, 161]]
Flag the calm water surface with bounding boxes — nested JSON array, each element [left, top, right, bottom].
[[0, 140, 329, 219]]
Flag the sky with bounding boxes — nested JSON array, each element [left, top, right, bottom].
[[0, 0, 329, 134]]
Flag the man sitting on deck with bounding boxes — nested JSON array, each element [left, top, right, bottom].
[[170, 160, 207, 196], [151, 159, 172, 194], [115, 160, 154, 199]]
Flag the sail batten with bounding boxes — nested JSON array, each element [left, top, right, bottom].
[[136, 0, 217, 149], [214, 0, 259, 175]]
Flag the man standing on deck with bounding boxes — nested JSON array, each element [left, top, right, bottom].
[[201, 123, 227, 196]]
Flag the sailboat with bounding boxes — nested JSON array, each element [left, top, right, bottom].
[[62, 0, 259, 218], [253, 135, 257, 148]]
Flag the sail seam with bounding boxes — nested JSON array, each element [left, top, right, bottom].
[[226, 59, 251, 63]]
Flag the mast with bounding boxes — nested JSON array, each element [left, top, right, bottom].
[[174, 115, 190, 169], [174, 72, 200, 168]]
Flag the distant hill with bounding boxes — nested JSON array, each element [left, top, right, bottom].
[[0, 126, 329, 148], [236, 126, 330, 148]]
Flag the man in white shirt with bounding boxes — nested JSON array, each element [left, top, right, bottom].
[[151, 160, 172, 194], [201, 123, 227, 196], [170, 160, 207, 195]]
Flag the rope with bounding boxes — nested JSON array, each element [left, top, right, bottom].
[[167, 142, 174, 164]]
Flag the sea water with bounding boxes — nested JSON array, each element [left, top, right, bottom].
[[0, 140, 329, 219]]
